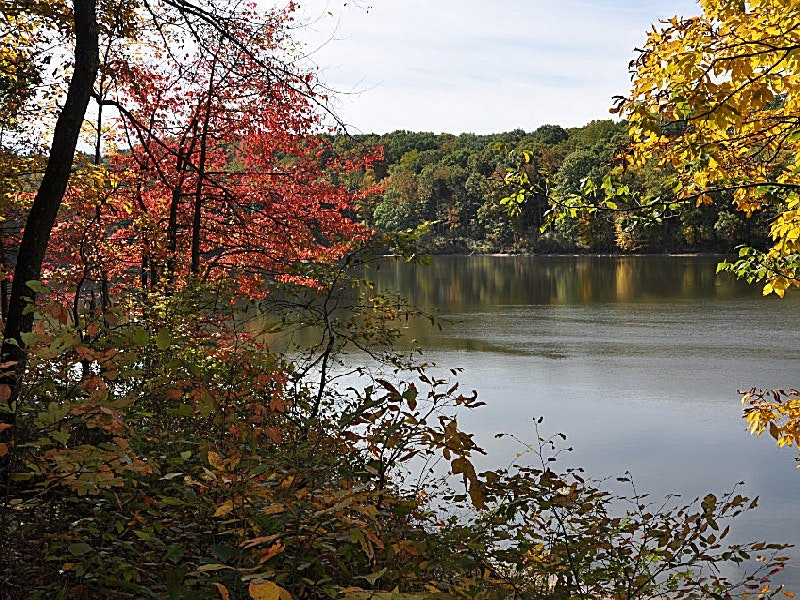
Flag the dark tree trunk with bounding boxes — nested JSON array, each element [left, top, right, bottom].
[[0, 0, 100, 435], [166, 124, 198, 289], [191, 62, 217, 276]]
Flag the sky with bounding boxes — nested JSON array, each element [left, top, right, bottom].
[[292, 0, 700, 134]]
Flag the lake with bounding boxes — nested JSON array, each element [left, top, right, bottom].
[[364, 254, 800, 589]]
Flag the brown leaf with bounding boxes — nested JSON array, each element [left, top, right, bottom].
[[264, 427, 282, 443], [261, 504, 286, 515], [208, 451, 225, 470]]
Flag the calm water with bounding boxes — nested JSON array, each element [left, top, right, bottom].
[[366, 254, 800, 588]]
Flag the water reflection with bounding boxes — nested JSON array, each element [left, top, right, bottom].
[[373, 255, 758, 311]]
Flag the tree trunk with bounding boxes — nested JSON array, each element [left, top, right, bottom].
[[191, 60, 217, 276], [0, 0, 100, 434]]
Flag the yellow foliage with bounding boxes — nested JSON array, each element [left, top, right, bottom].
[[213, 499, 234, 518], [744, 389, 800, 456], [619, 0, 800, 296]]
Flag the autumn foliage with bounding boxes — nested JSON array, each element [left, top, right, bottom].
[[0, 1, 795, 599]]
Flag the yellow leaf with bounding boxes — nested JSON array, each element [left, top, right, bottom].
[[213, 499, 234, 518], [249, 580, 292, 600]]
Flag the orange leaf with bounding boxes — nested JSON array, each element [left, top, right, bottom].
[[258, 542, 284, 564], [0, 384, 11, 403], [249, 580, 291, 600], [215, 583, 231, 600], [0, 443, 8, 458]]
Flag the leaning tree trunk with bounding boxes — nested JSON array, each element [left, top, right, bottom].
[[0, 0, 99, 446]]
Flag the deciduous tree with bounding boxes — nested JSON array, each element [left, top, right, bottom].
[[616, 0, 800, 296]]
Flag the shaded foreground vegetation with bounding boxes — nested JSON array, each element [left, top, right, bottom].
[[0, 261, 793, 599]]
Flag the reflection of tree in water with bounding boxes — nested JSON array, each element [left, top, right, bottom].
[[615, 258, 635, 302], [374, 255, 764, 310]]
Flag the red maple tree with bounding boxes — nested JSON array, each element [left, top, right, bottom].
[[43, 2, 380, 306]]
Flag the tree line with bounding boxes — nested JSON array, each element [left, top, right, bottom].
[[333, 121, 775, 255]]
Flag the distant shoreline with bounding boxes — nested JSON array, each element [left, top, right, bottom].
[[392, 251, 734, 258]]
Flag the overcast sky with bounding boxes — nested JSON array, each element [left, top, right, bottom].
[[293, 0, 700, 134]]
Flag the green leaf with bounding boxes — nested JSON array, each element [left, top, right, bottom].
[[25, 280, 49, 293], [68, 543, 93, 556], [195, 563, 234, 573], [210, 544, 238, 562], [128, 326, 150, 346], [164, 546, 185, 564], [156, 328, 173, 350], [357, 568, 388, 586]]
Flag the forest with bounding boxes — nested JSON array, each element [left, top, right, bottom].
[[334, 122, 774, 255], [1, 0, 800, 598]]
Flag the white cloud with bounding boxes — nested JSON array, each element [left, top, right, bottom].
[[293, 0, 700, 133]]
